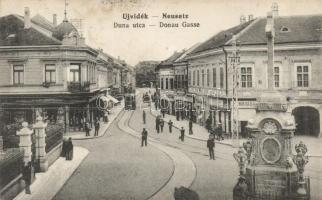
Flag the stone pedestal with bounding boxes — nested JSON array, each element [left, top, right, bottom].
[[16, 122, 33, 163], [33, 116, 48, 172]]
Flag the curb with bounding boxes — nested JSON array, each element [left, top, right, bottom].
[[149, 109, 234, 147], [69, 106, 124, 141], [14, 146, 89, 200]]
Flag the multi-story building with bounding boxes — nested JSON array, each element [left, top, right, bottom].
[[0, 8, 127, 133], [157, 4, 322, 137]]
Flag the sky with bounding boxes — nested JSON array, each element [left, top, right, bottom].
[[1, 0, 322, 66]]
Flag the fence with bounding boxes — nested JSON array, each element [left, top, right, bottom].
[[0, 148, 24, 191], [45, 123, 64, 153]]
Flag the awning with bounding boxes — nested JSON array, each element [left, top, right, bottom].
[[98, 95, 119, 107], [238, 109, 256, 121]]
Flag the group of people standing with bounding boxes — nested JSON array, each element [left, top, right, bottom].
[[84, 119, 100, 137]]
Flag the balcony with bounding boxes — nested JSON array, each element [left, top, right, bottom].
[[67, 81, 90, 93]]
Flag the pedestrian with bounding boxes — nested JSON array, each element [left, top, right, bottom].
[[104, 111, 109, 123], [161, 109, 166, 118], [189, 120, 193, 135], [217, 123, 224, 141], [205, 117, 212, 133], [141, 128, 148, 147], [85, 122, 90, 136], [160, 118, 164, 133], [207, 135, 215, 160], [143, 110, 146, 124], [180, 127, 185, 142], [61, 137, 68, 157], [156, 115, 160, 133], [233, 176, 249, 200], [22, 161, 32, 194], [94, 119, 100, 136], [66, 137, 74, 160], [168, 120, 173, 133]]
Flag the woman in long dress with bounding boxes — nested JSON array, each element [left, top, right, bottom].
[[66, 137, 73, 160]]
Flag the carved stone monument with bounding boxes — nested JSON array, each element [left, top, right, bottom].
[[234, 92, 310, 199]]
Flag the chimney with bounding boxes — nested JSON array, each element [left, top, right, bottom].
[[24, 7, 31, 29], [53, 14, 57, 26], [265, 12, 275, 90], [248, 14, 253, 21], [271, 2, 279, 17], [240, 15, 246, 24]]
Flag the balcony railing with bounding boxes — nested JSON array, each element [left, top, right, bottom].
[[67, 81, 90, 93]]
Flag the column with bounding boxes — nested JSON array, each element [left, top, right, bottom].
[[16, 122, 33, 164], [33, 116, 48, 172], [65, 106, 69, 133]]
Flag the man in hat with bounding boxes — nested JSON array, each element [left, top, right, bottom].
[[189, 119, 193, 135], [141, 128, 148, 147], [180, 127, 185, 142], [143, 110, 146, 124], [168, 120, 173, 133], [207, 135, 215, 160]]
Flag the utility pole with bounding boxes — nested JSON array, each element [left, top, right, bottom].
[[229, 35, 240, 147]]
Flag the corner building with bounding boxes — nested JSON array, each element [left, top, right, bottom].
[[185, 11, 322, 137]]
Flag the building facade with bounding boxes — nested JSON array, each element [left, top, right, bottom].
[[0, 8, 129, 134], [157, 5, 322, 137]]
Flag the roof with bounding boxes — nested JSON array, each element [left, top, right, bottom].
[[189, 14, 322, 56], [31, 14, 55, 31], [160, 51, 186, 66], [189, 20, 254, 55], [235, 15, 322, 45], [0, 15, 61, 46], [53, 21, 78, 40]]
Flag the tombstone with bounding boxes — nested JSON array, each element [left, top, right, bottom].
[[233, 91, 310, 199]]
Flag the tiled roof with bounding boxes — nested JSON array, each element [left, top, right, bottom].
[[0, 15, 61, 46], [189, 20, 254, 55], [234, 15, 322, 45], [31, 14, 55, 31], [160, 51, 185, 66], [189, 14, 322, 56]]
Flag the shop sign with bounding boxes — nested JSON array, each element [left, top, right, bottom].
[[239, 101, 257, 108], [256, 103, 287, 112]]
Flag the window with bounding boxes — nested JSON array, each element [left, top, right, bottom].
[[188, 71, 192, 86], [166, 78, 169, 89], [161, 78, 164, 89], [206, 69, 210, 86], [193, 70, 196, 86], [201, 69, 205, 86], [274, 66, 280, 88], [220, 67, 224, 88], [240, 67, 252, 88], [70, 64, 80, 82], [296, 65, 309, 87], [213, 68, 216, 87], [197, 70, 200, 86], [45, 64, 56, 83], [170, 78, 174, 89], [13, 65, 24, 85]]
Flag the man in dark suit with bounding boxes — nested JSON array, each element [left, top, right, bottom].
[[180, 127, 185, 142], [207, 135, 215, 160], [143, 110, 146, 124], [189, 120, 193, 135], [168, 120, 173, 133], [141, 128, 148, 147], [94, 119, 100, 136]]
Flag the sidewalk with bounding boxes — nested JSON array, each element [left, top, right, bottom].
[[66, 101, 124, 140], [149, 109, 245, 147], [14, 147, 89, 200]]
